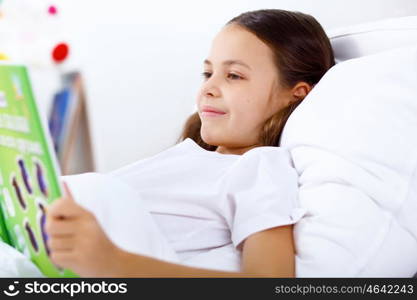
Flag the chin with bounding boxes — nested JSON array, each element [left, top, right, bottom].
[[200, 130, 221, 147]]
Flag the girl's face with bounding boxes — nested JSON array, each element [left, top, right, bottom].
[[197, 24, 294, 155]]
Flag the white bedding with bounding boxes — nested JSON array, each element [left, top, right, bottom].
[[281, 45, 417, 277], [0, 241, 44, 277]]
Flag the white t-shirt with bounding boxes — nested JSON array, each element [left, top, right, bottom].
[[105, 138, 305, 271]]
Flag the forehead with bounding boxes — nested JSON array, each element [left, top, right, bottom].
[[208, 24, 275, 68]]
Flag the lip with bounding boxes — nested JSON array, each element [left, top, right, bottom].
[[201, 105, 226, 117]]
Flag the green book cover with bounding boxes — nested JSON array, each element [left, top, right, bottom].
[[0, 63, 78, 278]]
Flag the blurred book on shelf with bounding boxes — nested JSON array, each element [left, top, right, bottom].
[[48, 72, 95, 175]]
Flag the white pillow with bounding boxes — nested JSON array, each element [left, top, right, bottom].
[[328, 15, 417, 63], [280, 46, 417, 277]]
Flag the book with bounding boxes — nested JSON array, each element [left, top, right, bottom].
[[48, 88, 71, 155], [0, 63, 78, 277]]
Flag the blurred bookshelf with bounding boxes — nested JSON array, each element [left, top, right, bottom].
[[0, 1, 95, 175], [48, 72, 95, 175]]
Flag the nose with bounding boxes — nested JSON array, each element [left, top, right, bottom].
[[201, 76, 221, 98]]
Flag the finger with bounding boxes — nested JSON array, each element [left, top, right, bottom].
[[62, 181, 75, 202], [50, 251, 76, 270], [46, 181, 78, 218], [47, 189, 92, 220], [45, 217, 77, 236], [47, 197, 81, 219], [48, 235, 76, 251]]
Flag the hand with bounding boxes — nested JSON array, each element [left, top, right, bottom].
[[45, 182, 121, 277]]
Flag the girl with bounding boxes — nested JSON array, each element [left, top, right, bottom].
[[45, 9, 335, 277]]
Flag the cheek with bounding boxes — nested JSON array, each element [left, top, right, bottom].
[[230, 105, 256, 129], [233, 96, 260, 119], [196, 91, 203, 105]]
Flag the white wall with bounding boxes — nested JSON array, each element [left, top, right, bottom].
[[36, 0, 417, 172]]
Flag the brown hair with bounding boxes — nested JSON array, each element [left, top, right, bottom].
[[178, 9, 335, 150]]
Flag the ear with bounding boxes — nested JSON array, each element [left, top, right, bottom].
[[291, 82, 312, 103]]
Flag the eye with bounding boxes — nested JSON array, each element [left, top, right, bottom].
[[227, 73, 243, 80], [201, 72, 211, 80]]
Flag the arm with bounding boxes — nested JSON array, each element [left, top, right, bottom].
[[110, 225, 295, 277], [46, 183, 295, 277]]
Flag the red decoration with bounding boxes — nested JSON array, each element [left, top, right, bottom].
[[52, 43, 69, 63], [48, 5, 58, 15]]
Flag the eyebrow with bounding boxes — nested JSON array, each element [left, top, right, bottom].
[[204, 59, 251, 70]]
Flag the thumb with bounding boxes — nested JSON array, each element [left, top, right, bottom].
[[47, 181, 84, 219], [62, 181, 76, 203]]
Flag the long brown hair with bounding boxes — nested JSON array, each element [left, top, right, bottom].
[[178, 9, 335, 150]]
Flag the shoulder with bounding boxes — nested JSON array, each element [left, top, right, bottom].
[[225, 146, 298, 187], [236, 146, 294, 171]]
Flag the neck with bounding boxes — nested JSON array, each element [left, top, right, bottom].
[[215, 143, 259, 155]]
